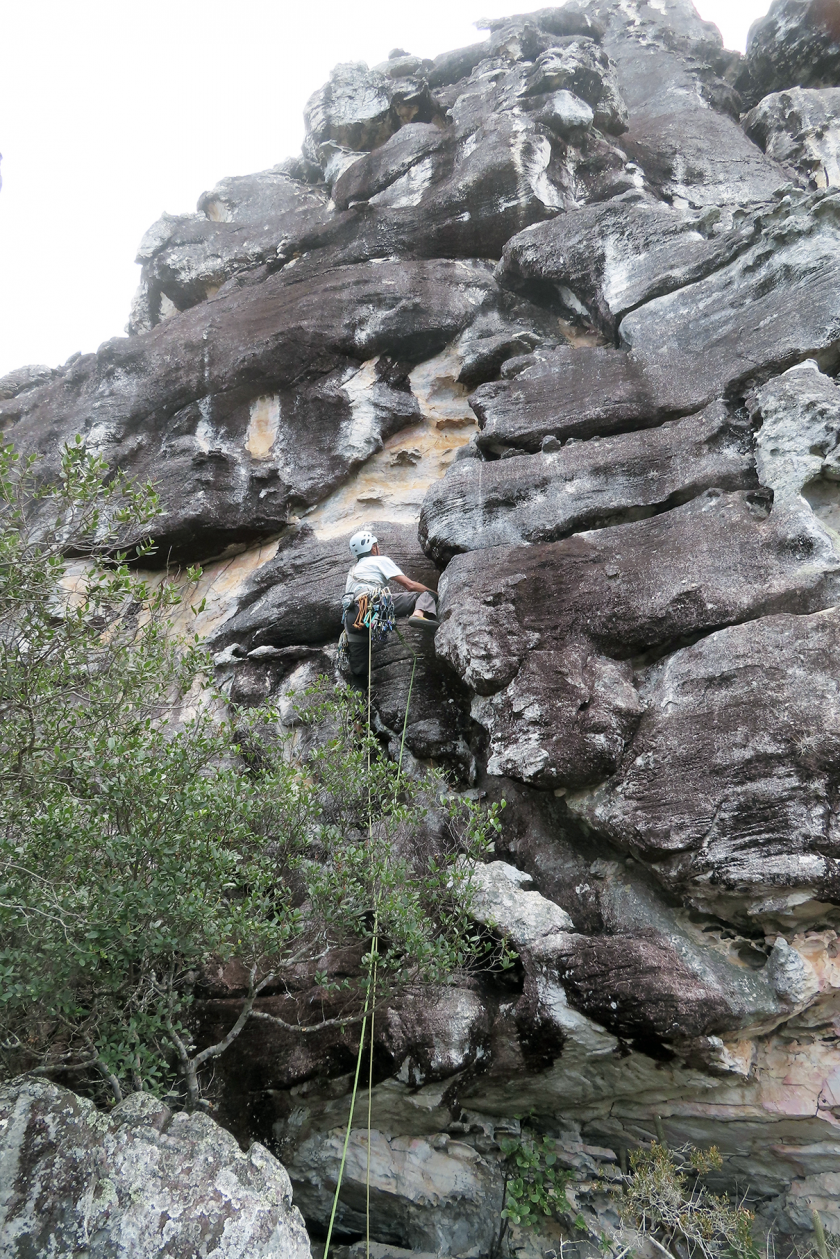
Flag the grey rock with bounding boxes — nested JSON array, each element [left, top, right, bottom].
[[521, 37, 629, 134], [426, 41, 490, 88], [567, 606, 840, 925], [465, 859, 575, 955], [4, 259, 495, 561], [469, 636, 644, 788], [303, 62, 403, 153], [497, 195, 753, 335], [270, 37, 646, 274], [479, 5, 606, 44], [750, 360, 840, 531], [379, 986, 490, 1083], [420, 402, 755, 564], [470, 346, 706, 451], [618, 190, 840, 392], [455, 327, 542, 388], [333, 1244, 442, 1259], [367, 628, 475, 778], [0, 1077, 311, 1258], [129, 171, 331, 329], [436, 489, 840, 786], [744, 86, 840, 190], [0, 363, 58, 400], [134, 177, 327, 324], [597, 0, 787, 207], [743, 0, 840, 101], [535, 88, 595, 135], [290, 1127, 502, 1254], [484, 776, 787, 1032], [380, 54, 434, 79], [549, 932, 743, 1040], [332, 122, 448, 210], [463, 852, 759, 1040]]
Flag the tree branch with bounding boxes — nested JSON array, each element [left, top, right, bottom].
[[192, 968, 276, 1068]]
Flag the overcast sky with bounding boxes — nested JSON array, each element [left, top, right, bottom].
[[0, 0, 770, 379]]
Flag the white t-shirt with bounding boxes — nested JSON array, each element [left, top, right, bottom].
[[344, 554, 404, 598]]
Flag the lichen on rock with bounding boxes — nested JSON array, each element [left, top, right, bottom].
[[7, 0, 840, 1253]]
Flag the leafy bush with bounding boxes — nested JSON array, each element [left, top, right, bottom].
[[0, 440, 500, 1108], [491, 1124, 574, 1257], [619, 1141, 757, 1259]]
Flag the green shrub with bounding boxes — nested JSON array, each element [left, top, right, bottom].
[[619, 1141, 758, 1259], [0, 440, 500, 1108], [492, 1124, 574, 1257]]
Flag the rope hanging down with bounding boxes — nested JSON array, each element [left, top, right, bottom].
[[323, 623, 417, 1259]]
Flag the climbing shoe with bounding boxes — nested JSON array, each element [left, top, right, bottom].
[[408, 612, 439, 631]]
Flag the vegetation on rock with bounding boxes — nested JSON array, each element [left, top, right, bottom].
[[0, 440, 500, 1109], [618, 1142, 757, 1259]]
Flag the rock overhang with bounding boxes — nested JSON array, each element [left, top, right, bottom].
[[7, 0, 840, 1247]]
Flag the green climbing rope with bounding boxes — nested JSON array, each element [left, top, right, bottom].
[[323, 616, 419, 1257]]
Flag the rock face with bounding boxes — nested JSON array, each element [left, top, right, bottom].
[[743, 0, 840, 102], [419, 402, 755, 562], [0, 1078, 311, 1258], [744, 87, 840, 188], [7, 0, 840, 1253]]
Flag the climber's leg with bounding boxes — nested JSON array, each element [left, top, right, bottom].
[[407, 590, 438, 628], [390, 592, 419, 617], [343, 607, 371, 676], [391, 590, 438, 625]]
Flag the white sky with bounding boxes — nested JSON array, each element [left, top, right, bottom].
[[0, 0, 769, 379]]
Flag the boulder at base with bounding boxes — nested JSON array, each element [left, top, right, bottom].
[[0, 1077, 311, 1259]]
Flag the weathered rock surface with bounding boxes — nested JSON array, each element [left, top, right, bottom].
[[436, 488, 840, 758], [619, 191, 840, 381], [3, 260, 495, 560], [497, 194, 753, 334], [567, 607, 840, 924], [0, 362, 58, 399], [750, 359, 840, 523], [420, 402, 755, 562], [470, 345, 705, 451], [745, 87, 840, 189], [0, 1078, 310, 1258], [476, 190, 840, 452], [596, 0, 787, 208], [129, 171, 332, 331], [743, 0, 840, 102], [10, 0, 840, 1250], [291, 1127, 502, 1253]]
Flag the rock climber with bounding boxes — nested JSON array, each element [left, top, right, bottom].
[[341, 530, 438, 677]]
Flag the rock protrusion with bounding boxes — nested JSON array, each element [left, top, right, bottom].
[[0, 1078, 311, 1258]]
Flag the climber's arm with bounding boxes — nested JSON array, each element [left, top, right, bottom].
[[391, 573, 434, 595]]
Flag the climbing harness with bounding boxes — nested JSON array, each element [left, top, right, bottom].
[[353, 586, 395, 645], [337, 585, 396, 674]]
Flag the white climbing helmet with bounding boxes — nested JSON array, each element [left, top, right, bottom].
[[349, 530, 377, 558]]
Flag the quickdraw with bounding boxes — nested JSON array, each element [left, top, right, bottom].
[[337, 586, 396, 676], [351, 585, 395, 647]]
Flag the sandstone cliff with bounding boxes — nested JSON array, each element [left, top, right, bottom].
[[3, 0, 840, 1254]]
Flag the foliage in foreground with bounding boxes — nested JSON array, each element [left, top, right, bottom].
[[492, 1124, 575, 1257], [616, 1141, 757, 1259], [0, 440, 501, 1108], [492, 1121, 759, 1259]]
